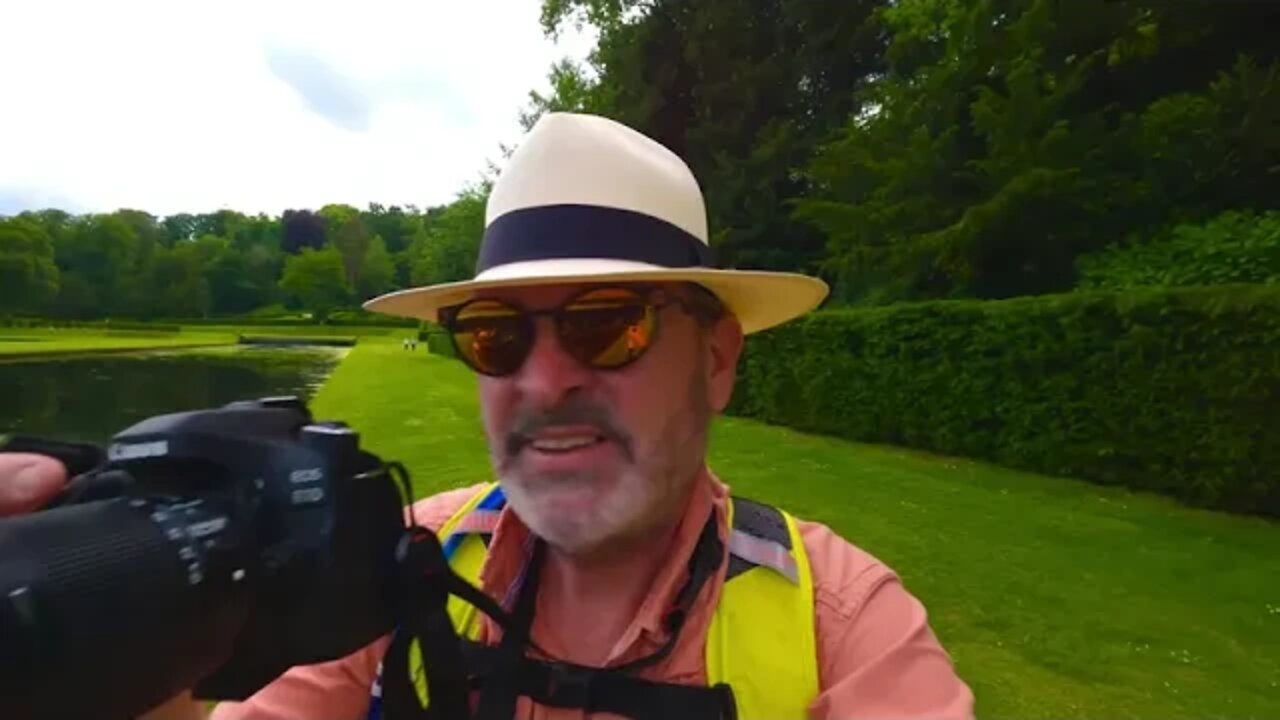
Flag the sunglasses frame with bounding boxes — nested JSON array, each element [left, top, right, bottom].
[[438, 284, 714, 377]]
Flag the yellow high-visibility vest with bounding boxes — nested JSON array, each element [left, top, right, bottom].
[[409, 482, 820, 719]]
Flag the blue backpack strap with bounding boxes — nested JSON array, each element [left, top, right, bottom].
[[440, 484, 507, 558]]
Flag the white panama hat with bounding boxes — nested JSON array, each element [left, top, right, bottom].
[[363, 112, 829, 334]]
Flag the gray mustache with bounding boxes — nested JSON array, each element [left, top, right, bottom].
[[505, 398, 632, 461]]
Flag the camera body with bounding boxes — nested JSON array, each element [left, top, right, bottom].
[[0, 397, 407, 720]]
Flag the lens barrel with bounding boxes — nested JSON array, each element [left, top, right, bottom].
[[0, 496, 253, 720]]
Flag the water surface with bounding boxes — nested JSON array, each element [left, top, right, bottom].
[[0, 346, 347, 444]]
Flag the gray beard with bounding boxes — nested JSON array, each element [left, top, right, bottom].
[[499, 358, 714, 557]]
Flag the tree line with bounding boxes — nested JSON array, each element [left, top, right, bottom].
[[3, 0, 1278, 322], [0, 190, 486, 322]]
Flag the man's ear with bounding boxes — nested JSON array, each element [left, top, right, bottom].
[[705, 313, 745, 413]]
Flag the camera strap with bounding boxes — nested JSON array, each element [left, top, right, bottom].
[[467, 509, 732, 720], [381, 525, 532, 720], [381, 494, 731, 720]]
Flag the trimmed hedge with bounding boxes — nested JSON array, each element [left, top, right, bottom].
[[424, 330, 457, 357], [1077, 210, 1280, 290], [0, 318, 182, 333], [727, 285, 1280, 517]]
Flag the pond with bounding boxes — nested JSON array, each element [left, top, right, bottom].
[[0, 345, 348, 444]]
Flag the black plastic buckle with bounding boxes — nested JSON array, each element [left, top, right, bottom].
[[545, 661, 594, 709], [714, 682, 738, 720]]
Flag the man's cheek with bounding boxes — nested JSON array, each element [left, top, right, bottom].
[[479, 396, 510, 441]]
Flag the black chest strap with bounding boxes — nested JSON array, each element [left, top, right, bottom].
[[462, 641, 736, 720]]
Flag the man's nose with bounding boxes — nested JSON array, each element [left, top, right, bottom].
[[514, 318, 593, 407]]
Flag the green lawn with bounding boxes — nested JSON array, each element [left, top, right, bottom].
[[0, 324, 414, 359], [311, 339, 1280, 719], [0, 327, 237, 358]]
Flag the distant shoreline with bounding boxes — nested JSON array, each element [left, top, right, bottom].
[[0, 342, 238, 364]]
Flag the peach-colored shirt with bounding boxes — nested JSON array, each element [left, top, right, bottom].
[[212, 470, 974, 720]]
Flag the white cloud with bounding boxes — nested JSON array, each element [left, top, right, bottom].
[[0, 0, 596, 217]]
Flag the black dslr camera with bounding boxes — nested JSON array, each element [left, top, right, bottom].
[[0, 397, 411, 720]]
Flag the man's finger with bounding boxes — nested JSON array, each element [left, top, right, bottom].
[[0, 453, 69, 517]]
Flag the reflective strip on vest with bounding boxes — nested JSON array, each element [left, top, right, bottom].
[[369, 483, 818, 719], [726, 528, 800, 584], [707, 499, 819, 718]]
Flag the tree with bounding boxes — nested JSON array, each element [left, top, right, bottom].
[[332, 215, 371, 290], [279, 247, 349, 322], [392, 249, 414, 288], [281, 209, 327, 254], [53, 212, 143, 316], [0, 216, 60, 314], [319, 203, 361, 240], [519, 58, 607, 131], [24, 209, 73, 245], [148, 243, 211, 318], [244, 243, 284, 308], [362, 204, 421, 255], [113, 209, 164, 249], [409, 187, 488, 287], [184, 234, 269, 315], [230, 213, 282, 253], [186, 210, 248, 241], [793, 0, 1280, 302], [162, 213, 199, 245], [358, 235, 395, 300]]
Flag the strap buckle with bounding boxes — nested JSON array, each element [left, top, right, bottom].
[[545, 661, 594, 708], [713, 682, 738, 720]]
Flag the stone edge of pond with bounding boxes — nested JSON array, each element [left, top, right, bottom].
[[237, 335, 358, 348], [0, 342, 241, 364]]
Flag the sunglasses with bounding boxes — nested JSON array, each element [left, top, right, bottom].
[[439, 286, 711, 377]]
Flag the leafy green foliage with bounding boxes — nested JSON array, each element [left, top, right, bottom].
[[519, 59, 608, 130], [424, 329, 457, 357], [0, 216, 59, 314], [280, 210, 327, 254], [332, 214, 371, 291], [279, 247, 350, 323], [0, 200, 468, 323], [361, 203, 422, 255], [538, 0, 889, 278], [359, 235, 396, 300], [409, 186, 487, 287], [1078, 210, 1280, 290], [727, 285, 1280, 516], [147, 241, 211, 318], [789, 0, 1280, 303]]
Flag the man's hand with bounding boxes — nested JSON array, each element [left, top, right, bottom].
[[0, 452, 67, 516], [0, 453, 207, 720]]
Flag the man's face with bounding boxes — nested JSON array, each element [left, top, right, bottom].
[[472, 281, 743, 559]]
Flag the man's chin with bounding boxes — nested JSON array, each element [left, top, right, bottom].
[[517, 489, 604, 529], [505, 468, 613, 512], [505, 481, 632, 551], [511, 504, 603, 553]]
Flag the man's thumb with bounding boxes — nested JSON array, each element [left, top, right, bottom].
[[0, 454, 68, 516]]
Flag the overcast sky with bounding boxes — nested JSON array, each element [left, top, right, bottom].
[[0, 0, 596, 218]]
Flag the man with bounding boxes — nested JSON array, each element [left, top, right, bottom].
[[0, 113, 974, 719]]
